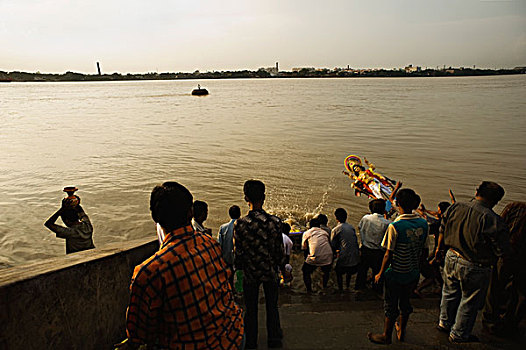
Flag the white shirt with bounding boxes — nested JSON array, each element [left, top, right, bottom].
[[302, 227, 333, 266], [358, 213, 391, 250], [282, 234, 293, 255], [192, 218, 205, 233]]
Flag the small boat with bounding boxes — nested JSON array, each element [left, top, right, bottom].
[[192, 84, 209, 96]]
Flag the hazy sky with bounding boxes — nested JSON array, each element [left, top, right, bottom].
[[1, 0, 525, 73]]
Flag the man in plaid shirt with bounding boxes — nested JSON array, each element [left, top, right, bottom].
[[121, 181, 244, 349], [234, 180, 285, 349]]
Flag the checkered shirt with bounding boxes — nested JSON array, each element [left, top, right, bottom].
[[126, 225, 244, 349]]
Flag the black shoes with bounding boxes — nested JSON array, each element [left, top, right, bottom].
[[448, 334, 480, 344], [436, 324, 450, 333]]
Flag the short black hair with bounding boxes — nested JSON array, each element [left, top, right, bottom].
[[396, 188, 421, 212], [369, 199, 386, 214], [316, 214, 328, 225], [282, 222, 291, 234], [150, 181, 193, 232], [438, 201, 451, 214], [244, 180, 265, 203], [334, 208, 347, 222], [476, 181, 505, 204], [309, 217, 320, 228], [60, 209, 79, 225], [193, 200, 208, 219], [229, 205, 241, 219]]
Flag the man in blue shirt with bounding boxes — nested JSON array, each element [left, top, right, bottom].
[[218, 205, 241, 288]]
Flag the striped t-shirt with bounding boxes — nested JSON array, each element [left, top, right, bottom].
[[381, 214, 428, 284]]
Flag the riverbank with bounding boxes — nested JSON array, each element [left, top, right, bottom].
[[0, 238, 158, 349], [268, 251, 526, 349]]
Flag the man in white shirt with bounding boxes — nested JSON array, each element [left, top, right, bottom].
[[192, 200, 212, 236], [282, 223, 294, 265], [302, 218, 333, 293], [356, 199, 391, 292]]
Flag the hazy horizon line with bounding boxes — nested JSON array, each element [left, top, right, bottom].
[[3, 63, 525, 75]]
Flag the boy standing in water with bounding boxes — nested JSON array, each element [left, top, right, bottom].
[[368, 188, 428, 344]]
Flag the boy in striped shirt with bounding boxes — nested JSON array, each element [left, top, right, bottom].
[[368, 188, 429, 344]]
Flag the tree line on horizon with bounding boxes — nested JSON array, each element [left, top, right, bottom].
[[1, 66, 524, 82]]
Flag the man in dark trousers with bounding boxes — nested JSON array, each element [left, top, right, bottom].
[[234, 180, 285, 349], [436, 181, 509, 344]]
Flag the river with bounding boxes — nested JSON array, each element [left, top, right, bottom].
[[0, 75, 525, 268]]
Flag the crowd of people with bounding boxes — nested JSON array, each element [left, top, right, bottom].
[[43, 179, 525, 349]]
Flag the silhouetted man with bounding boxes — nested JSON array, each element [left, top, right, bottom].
[[234, 180, 285, 349]]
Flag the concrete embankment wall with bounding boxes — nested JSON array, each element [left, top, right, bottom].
[[0, 238, 158, 350]]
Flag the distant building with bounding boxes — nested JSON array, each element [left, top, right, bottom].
[[404, 64, 421, 73], [291, 67, 315, 72], [260, 66, 279, 76]]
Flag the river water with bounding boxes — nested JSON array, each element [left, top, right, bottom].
[[0, 76, 525, 268]]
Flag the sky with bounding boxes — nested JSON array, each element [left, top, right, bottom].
[[1, 0, 525, 73]]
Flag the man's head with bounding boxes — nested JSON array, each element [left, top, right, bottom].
[[308, 217, 320, 228], [60, 209, 79, 227], [193, 200, 208, 224], [243, 180, 265, 204], [369, 199, 386, 215], [437, 201, 451, 217], [316, 214, 328, 226], [282, 222, 291, 235], [476, 181, 505, 208], [229, 205, 241, 220], [395, 188, 421, 214], [334, 208, 347, 223], [150, 181, 193, 232]]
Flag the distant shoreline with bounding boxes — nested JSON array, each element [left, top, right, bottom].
[[1, 67, 525, 82]]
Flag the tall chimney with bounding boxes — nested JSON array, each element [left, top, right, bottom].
[[96, 62, 101, 75], [276, 62, 279, 72]]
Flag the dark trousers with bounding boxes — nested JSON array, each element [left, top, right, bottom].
[[483, 257, 526, 333], [243, 279, 281, 348], [356, 246, 384, 291], [335, 264, 358, 291], [226, 264, 235, 291], [384, 277, 418, 319], [302, 262, 331, 292]]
